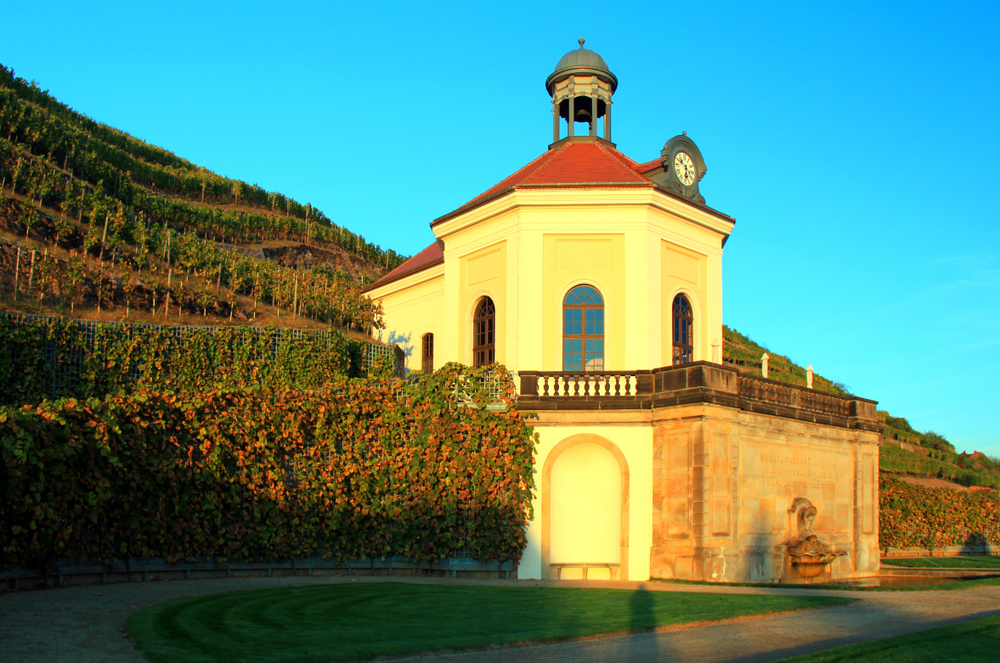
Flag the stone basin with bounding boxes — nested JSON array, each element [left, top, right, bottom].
[[786, 551, 847, 580]]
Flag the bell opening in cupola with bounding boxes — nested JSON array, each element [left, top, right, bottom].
[[547, 39, 618, 144]]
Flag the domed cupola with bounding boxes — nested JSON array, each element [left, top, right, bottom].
[[546, 39, 617, 145]]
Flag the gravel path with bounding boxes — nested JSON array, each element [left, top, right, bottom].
[[2, 576, 999, 662]]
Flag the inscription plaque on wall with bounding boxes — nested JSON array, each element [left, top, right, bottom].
[[740, 440, 849, 534]]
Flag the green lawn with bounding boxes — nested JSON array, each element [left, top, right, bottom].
[[657, 575, 1000, 592], [883, 556, 1000, 569], [128, 582, 855, 662], [775, 614, 1000, 662]]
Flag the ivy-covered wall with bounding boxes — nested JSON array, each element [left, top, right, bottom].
[[880, 476, 1000, 550], [0, 365, 536, 570]]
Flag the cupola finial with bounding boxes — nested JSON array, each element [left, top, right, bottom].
[[579, 38, 585, 48]]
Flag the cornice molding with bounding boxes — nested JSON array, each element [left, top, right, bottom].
[[432, 187, 734, 243]]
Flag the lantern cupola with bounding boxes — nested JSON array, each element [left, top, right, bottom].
[[546, 38, 618, 145]]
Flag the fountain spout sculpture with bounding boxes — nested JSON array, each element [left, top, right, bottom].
[[784, 499, 846, 581]]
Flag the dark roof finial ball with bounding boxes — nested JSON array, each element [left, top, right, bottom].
[[579, 38, 585, 48]]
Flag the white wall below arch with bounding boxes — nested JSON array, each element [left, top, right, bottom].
[[549, 442, 621, 572], [521, 425, 653, 581]]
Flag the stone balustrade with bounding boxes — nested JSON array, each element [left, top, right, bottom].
[[530, 371, 652, 397], [518, 362, 879, 430]]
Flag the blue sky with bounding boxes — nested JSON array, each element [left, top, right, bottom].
[[3, 1, 998, 454]]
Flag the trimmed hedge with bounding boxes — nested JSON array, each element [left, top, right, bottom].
[[0, 364, 536, 570], [880, 476, 1000, 550], [0, 314, 365, 406]]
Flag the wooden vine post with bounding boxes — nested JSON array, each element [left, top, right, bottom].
[[98, 214, 109, 263], [164, 230, 172, 319], [13, 247, 20, 301], [27, 249, 35, 296]]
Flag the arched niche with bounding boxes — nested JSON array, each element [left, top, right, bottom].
[[541, 433, 630, 580]]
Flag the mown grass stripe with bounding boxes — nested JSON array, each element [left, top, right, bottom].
[[129, 582, 855, 663]]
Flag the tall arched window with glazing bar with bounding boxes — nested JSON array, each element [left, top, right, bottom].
[[473, 297, 495, 367], [672, 294, 693, 365], [563, 285, 604, 372], [421, 333, 434, 373]]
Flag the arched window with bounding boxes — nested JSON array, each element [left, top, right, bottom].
[[563, 285, 604, 372], [473, 297, 495, 367], [672, 294, 693, 365], [421, 333, 434, 373]]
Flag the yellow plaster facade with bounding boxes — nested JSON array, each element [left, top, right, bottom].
[[371, 189, 729, 374]]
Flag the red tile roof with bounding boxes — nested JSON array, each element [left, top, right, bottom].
[[365, 140, 731, 292], [433, 140, 656, 225], [634, 158, 663, 174], [363, 241, 443, 292]]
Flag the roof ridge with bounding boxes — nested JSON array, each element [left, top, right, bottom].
[[432, 140, 657, 226], [456, 146, 564, 209], [521, 142, 574, 185], [594, 141, 650, 180], [597, 141, 639, 166], [363, 240, 444, 292], [520, 141, 569, 182], [633, 157, 663, 173]]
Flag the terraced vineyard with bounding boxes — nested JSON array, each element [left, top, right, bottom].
[[2, 63, 994, 489], [0, 65, 405, 332]]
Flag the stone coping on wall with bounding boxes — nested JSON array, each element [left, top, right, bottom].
[[2, 555, 517, 590], [883, 545, 1000, 558], [517, 362, 879, 431]]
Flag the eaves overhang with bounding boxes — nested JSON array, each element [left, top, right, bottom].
[[362, 260, 444, 297], [430, 183, 735, 243]]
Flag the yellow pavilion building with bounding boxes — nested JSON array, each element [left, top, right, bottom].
[[364, 41, 881, 584]]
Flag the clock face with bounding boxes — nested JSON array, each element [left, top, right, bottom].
[[674, 152, 696, 186]]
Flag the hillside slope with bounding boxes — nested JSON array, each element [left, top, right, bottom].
[[3, 64, 992, 485], [0, 65, 405, 332], [722, 326, 999, 489]]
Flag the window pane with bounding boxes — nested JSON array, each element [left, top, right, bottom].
[[671, 294, 693, 366], [564, 285, 605, 372], [473, 297, 496, 368]]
